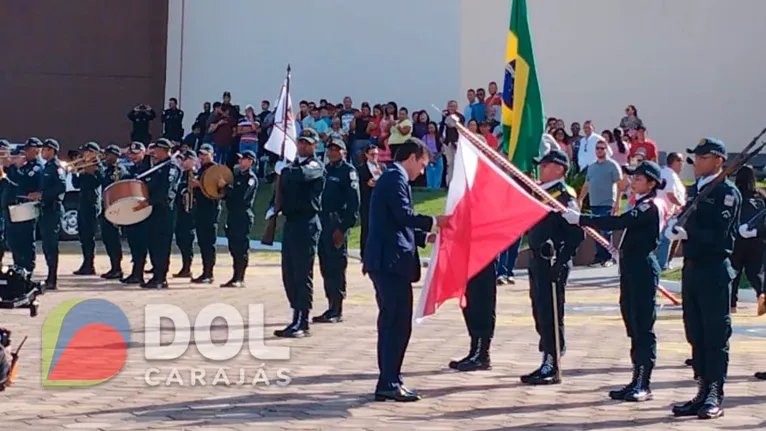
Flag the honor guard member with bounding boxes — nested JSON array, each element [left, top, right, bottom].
[[0, 139, 11, 263], [100, 145, 130, 279], [521, 149, 584, 385], [4, 138, 45, 273], [133, 138, 180, 289], [729, 166, 765, 312], [71, 141, 104, 275], [188, 143, 220, 283], [563, 161, 666, 402], [220, 150, 259, 287], [448, 260, 498, 372], [121, 142, 153, 284], [313, 138, 360, 323], [173, 149, 197, 278], [273, 134, 326, 338], [665, 138, 740, 420]]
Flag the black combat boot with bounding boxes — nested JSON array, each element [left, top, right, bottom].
[[173, 259, 192, 278], [697, 381, 724, 419], [449, 338, 477, 369], [608, 365, 638, 400], [312, 298, 343, 323], [455, 337, 492, 371], [672, 378, 707, 417], [192, 266, 214, 284], [624, 365, 653, 402], [684, 358, 693, 366], [754, 371, 766, 380], [274, 310, 310, 338], [521, 353, 560, 385], [220, 261, 244, 288]]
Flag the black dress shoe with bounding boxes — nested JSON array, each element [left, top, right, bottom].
[[374, 387, 422, 402], [173, 269, 192, 278], [312, 310, 342, 323], [73, 267, 96, 276], [672, 378, 707, 417], [220, 279, 244, 288], [141, 277, 158, 288], [754, 371, 766, 380], [273, 325, 310, 338], [101, 269, 124, 280], [43, 281, 58, 291], [144, 279, 168, 289], [191, 275, 214, 284], [121, 275, 143, 285], [685, 358, 693, 366]]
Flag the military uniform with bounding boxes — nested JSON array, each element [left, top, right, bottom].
[[448, 260, 497, 372], [274, 135, 326, 338], [128, 106, 156, 144], [314, 139, 360, 323], [565, 161, 665, 402], [730, 185, 765, 308], [0, 139, 11, 263], [522, 149, 584, 385], [667, 138, 740, 419], [99, 145, 129, 279], [221, 150, 259, 287], [162, 106, 185, 142], [71, 141, 104, 275], [39, 139, 67, 289], [173, 150, 196, 277], [122, 142, 153, 284], [5, 138, 45, 273], [142, 139, 181, 288], [192, 144, 221, 283]]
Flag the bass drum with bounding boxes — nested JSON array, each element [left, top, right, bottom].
[[103, 180, 152, 225]]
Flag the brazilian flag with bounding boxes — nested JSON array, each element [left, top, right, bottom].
[[501, 0, 544, 172]]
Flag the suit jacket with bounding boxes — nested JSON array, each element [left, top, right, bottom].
[[362, 164, 433, 282]]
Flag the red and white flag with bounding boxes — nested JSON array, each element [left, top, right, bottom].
[[414, 135, 550, 322], [263, 72, 297, 162]]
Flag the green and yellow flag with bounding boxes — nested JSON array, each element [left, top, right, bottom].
[[501, 0, 544, 172]]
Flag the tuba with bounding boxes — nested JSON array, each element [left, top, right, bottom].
[[183, 169, 194, 212]]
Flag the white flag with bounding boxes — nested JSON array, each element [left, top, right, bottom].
[[263, 73, 297, 162]]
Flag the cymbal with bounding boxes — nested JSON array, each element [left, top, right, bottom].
[[200, 163, 234, 199]]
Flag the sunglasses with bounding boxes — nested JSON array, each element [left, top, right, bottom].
[[596, 147, 607, 151]]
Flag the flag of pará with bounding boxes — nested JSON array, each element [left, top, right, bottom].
[[414, 135, 550, 322], [263, 73, 297, 162]]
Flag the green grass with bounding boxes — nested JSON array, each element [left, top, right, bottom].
[[219, 183, 448, 252], [661, 268, 681, 281]]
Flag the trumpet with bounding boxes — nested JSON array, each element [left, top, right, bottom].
[[183, 170, 194, 212], [66, 154, 104, 170]]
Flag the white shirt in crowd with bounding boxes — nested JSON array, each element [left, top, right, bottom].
[[577, 133, 612, 171], [659, 166, 686, 214]]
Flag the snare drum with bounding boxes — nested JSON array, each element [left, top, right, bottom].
[[103, 180, 152, 225], [9, 201, 39, 223]]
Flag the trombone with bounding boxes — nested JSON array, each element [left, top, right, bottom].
[[65, 154, 104, 172]]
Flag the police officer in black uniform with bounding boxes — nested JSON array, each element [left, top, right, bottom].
[[121, 142, 153, 284], [448, 260, 498, 372], [100, 144, 130, 279], [521, 149, 584, 386], [313, 138, 360, 323], [134, 138, 180, 289], [0, 139, 11, 263], [33, 139, 67, 289], [5, 138, 44, 273], [189, 143, 220, 283], [274, 134, 326, 338], [666, 138, 740, 420], [729, 165, 765, 311], [71, 141, 104, 275], [129, 104, 157, 144], [162, 97, 185, 142], [220, 150, 259, 288], [173, 149, 197, 277], [563, 161, 665, 402]]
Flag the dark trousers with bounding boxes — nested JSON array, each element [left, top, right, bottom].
[[127, 219, 149, 277], [175, 210, 195, 269], [99, 214, 122, 271], [40, 208, 61, 283], [528, 256, 567, 355], [318, 221, 348, 302], [281, 217, 320, 311], [10, 219, 36, 273], [148, 207, 174, 281], [359, 206, 370, 258], [195, 213, 219, 275], [225, 213, 253, 278], [619, 255, 659, 368], [682, 258, 733, 384], [369, 270, 413, 391], [78, 207, 98, 268], [463, 261, 497, 340], [730, 239, 765, 306], [0, 211, 8, 257]]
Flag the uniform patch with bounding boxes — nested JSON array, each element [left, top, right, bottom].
[[33, 165, 41, 172], [27, 170, 34, 177], [638, 202, 651, 212], [248, 178, 255, 187], [631, 210, 638, 217], [724, 195, 735, 207], [721, 210, 731, 219], [349, 171, 358, 181]]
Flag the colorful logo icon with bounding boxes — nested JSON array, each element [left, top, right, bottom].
[[42, 298, 130, 387]]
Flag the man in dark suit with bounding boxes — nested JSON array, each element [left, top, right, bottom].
[[357, 144, 384, 260], [362, 138, 448, 402]]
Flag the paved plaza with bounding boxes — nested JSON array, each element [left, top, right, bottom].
[[2, 246, 766, 430]]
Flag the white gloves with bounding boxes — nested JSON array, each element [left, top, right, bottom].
[[562, 208, 581, 225], [274, 160, 288, 175], [665, 226, 688, 241], [265, 206, 275, 220], [739, 224, 758, 239]]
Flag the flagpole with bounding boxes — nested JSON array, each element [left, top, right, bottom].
[[280, 64, 291, 160], [446, 114, 681, 306]]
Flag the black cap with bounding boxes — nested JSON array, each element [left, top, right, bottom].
[[0, 139, 11, 149], [10, 147, 22, 156], [238, 150, 257, 161], [154, 138, 172, 150], [42, 138, 60, 152], [327, 138, 346, 151], [129, 141, 146, 153], [623, 160, 662, 183], [533, 149, 569, 168], [181, 149, 197, 159], [80, 141, 101, 152], [686, 137, 726, 158], [25, 137, 43, 148], [198, 143, 214, 155], [105, 144, 121, 156]]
